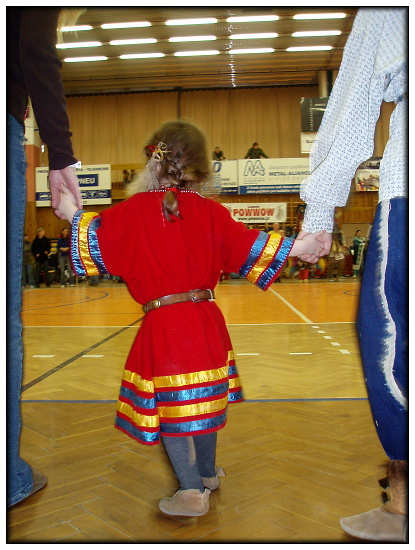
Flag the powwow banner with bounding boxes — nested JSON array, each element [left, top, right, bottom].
[[211, 160, 238, 194], [222, 202, 287, 224], [36, 164, 112, 206], [238, 158, 310, 194], [354, 169, 380, 191]]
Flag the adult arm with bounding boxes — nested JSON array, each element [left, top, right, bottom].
[[299, 9, 404, 233]]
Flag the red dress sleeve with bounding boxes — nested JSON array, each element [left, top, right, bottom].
[[70, 200, 136, 278], [212, 201, 294, 290]]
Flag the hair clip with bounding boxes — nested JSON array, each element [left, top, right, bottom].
[[152, 141, 171, 161]]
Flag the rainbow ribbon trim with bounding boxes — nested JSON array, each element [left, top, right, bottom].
[[240, 231, 294, 290], [115, 351, 243, 445], [71, 210, 108, 277]]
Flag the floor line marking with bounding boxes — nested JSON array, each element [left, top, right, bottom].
[[82, 354, 104, 358], [340, 349, 351, 354], [323, 335, 332, 339], [268, 287, 313, 324], [318, 330, 326, 334], [22, 317, 143, 393], [331, 342, 341, 347], [32, 355, 55, 358], [236, 353, 260, 356], [20, 397, 368, 404], [289, 352, 313, 355]]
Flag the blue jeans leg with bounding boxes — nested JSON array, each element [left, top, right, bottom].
[[7, 113, 34, 506], [357, 198, 408, 460]]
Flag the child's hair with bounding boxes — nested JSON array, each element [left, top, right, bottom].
[[145, 120, 210, 189], [128, 121, 212, 220]]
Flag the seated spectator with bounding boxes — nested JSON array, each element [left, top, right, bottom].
[[31, 227, 51, 287], [22, 233, 35, 288], [269, 222, 282, 236], [212, 146, 225, 161], [57, 228, 74, 286], [122, 169, 130, 187], [245, 142, 268, 159]]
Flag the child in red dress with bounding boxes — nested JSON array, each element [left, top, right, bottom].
[[58, 121, 324, 517]]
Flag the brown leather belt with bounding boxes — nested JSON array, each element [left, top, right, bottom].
[[143, 288, 215, 314]]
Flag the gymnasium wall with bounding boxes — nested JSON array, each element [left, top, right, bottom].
[[30, 86, 394, 239]]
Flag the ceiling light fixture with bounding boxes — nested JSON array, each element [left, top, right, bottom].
[[101, 21, 151, 29], [64, 56, 108, 62], [56, 41, 102, 49], [227, 15, 279, 23], [293, 13, 346, 20], [292, 30, 341, 37], [286, 45, 333, 51], [165, 18, 218, 26], [110, 38, 157, 45], [229, 47, 275, 54], [174, 49, 220, 56], [61, 25, 93, 32], [120, 52, 165, 59], [168, 35, 217, 42], [230, 32, 278, 39]]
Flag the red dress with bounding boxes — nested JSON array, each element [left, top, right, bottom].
[[71, 190, 293, 444]]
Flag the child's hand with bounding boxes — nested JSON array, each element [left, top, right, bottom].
[[55, 188, 79, 223], [290, 232, 327, 263]]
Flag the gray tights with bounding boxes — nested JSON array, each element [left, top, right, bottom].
[[161, 432, 217, 491]]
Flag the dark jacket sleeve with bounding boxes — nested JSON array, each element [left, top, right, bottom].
[[19, 8, 77, 169]]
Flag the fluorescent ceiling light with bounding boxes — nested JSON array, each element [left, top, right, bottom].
[[120, 53, 165, 59], [230, 32, 278, 39], [165, 18, 218, 26], [286, 45, 333, 51], [64, 56, 108, 62], [293, 13, 346, 20], [56, 41, 102, 49], [61, 25, 93, 32], [110, 38, 157, 45], [101, 21, 151, 29], [174, 50, 220, 56], [227, 15, 279, 22], [229, 47, 275, 54], [292, 30, 341, 37], [168, 35, 216, 42]]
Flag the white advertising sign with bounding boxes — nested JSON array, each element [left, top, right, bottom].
[[222, 202, 287, 224], [354, 169, 380, 192], [211, 160, 238, 194], [238, 158, 310, 194], [36, 164, 112, 206], [300, 132, 317, 154]]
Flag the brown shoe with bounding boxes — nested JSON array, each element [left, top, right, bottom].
[[159, 488, 210, 517], [202, 466, 225, 491], [340, 507, 407, 541]]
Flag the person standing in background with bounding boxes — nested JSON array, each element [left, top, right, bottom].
[[31, 227, 51, 287], [212, 146, 225, 161], [244, 142, 268, 159], [298, 8, 407, 541], [57, 227, 74, 286], [22, 234, 35, 288], [7, 7, 83, 507]]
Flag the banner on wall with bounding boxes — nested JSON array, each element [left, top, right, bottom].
[[35, 164, 112, 206], [238, 158, 310, 194], [211, 160, 238, 194], [222, 202, 287, 224], [354, 157, 381, 192], [354, 169, 380, 192]]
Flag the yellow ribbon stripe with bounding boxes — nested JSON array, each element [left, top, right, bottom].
[[78, 212, 100, 277], [117, 401, 160, 428], [158, 396, 228, 418], [246, 233, 282, 285], [153, 366, 228, 389], [229, 377, 241, 389], [123, 370, 155, 394]]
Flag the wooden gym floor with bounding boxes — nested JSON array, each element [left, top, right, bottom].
[[8, 278, 387, 542]]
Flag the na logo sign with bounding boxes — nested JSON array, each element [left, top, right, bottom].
[[244, 160, 265, 177]]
